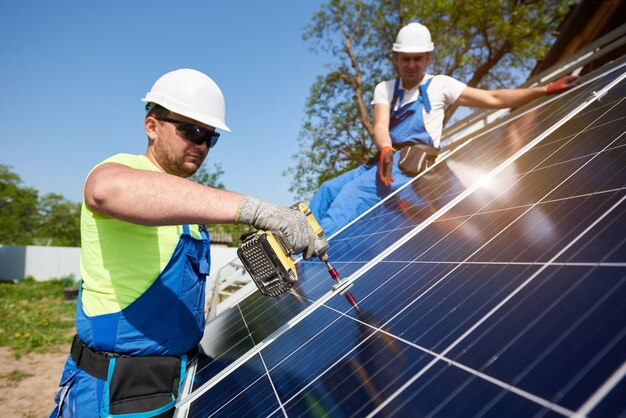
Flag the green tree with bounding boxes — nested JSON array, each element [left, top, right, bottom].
[[286, 0, 574, 199], [189, 163, 250, 247], [0, 165, 82, 247], [190, 163, 226, 190], [36, 193, 81, 247], [0, 165, 39, 244]]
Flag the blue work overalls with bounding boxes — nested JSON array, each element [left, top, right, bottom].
[[50, 224, 210, 418], [309, 77, 434, 236]]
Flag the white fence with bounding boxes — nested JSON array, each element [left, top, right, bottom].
[[0, 245, 81, 282], [0, 244, 238, 284]]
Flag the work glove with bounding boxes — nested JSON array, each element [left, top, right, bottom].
[[378, 146, 395, 187], [235, 196, 316, 259], [546, 75, 579, 95]]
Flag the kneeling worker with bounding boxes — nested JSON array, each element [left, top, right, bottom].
[[50, 68, 317, 417], [309, 22, 578, 236]]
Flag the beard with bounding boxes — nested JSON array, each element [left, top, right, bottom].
[[172, 162, 198, 178], [153, 141, 206, 178]]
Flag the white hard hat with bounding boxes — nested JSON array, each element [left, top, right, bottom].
[[142, 68, 230, 132], [392, 22, 434, 53]]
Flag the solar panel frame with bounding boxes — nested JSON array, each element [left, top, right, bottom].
[[176, 57, 626, 418]]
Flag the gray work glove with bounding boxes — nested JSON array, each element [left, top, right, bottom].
[[235, 196, 316, 259]]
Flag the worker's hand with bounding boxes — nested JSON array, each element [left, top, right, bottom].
[[546, 75, 579, 95], [378, 147, 395, 187], [235, 196, 316, 259]]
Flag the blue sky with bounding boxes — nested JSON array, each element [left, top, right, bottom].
[[0, 1, 332, 206]]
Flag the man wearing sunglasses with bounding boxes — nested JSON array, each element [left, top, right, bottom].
[[51, 68, 317, 418]]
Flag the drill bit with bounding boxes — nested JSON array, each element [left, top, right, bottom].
[[325, 260, 340, 281]]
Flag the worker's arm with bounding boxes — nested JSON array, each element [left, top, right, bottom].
[[372, 103, 395, 186], [84, 162, 243, 226], [373, 103, 393, 151], [85, 163, 316, 257], [456, 85, 547, 109], [456, 75, 578, 109]]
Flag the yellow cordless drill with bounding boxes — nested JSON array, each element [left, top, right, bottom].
[[237, 202, 340, 297]]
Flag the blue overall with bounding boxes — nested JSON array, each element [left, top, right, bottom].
[[50, 224, 210, 418], [309, 78, 434, 236]]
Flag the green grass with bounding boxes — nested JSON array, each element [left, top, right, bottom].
[[0, 277, 75, 356], [0, 369, 33, 382]]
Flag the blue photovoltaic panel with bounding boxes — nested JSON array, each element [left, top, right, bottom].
[[179, 58, 626, 417]]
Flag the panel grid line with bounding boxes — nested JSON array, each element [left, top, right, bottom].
[[576, 359, 626, 416], [435, 186, 626, 223], [557, 326, 626, 412], [377, 260, 626, 267], [238, 304, 289, 418]]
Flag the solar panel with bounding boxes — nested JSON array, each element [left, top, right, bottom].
[[176, 58, 626, 417]]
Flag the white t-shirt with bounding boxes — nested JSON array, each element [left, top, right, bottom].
[[372, 74, 466, 148]]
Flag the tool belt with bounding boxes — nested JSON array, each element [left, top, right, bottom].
[[396, 142, 439, 177], [71, 335, 196, 416], [368, 142, 439, 176]]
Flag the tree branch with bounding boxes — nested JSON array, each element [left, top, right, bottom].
[[334, 13, 374, 139]]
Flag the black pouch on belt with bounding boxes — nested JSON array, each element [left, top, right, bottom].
[[106, 355, 184, 415], [71, 335, 189, 416], [397, 143, 439, 176]]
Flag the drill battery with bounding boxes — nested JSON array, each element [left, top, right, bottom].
[[237, 231, 297, 297]]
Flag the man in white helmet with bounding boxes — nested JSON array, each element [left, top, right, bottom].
[[50, 68, 317, 418], [309, 22, 577, 236]]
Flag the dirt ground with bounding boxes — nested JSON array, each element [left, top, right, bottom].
[[0, 346, 67, 418]]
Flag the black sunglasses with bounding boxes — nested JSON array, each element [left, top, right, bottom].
[[157, 118, 220, 148]]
